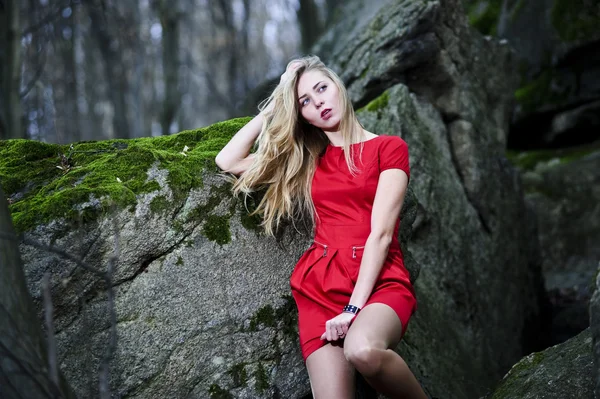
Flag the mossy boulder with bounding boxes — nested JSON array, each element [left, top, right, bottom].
[[487, 328, 593, 399], [464, 0, 600, 148], [5, 0, 553, 398], [0, 118, 250, 235]]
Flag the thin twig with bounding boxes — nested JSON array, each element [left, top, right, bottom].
[[98, 214, 119, 399], [20, 40, 48, 99], [21, 0, 75, 37], [0, 232, 105, 277], [41, 272, 59, 390], [0, 340, 54, 399]]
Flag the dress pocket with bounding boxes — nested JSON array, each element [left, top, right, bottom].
[[340, 246, 364, 283]]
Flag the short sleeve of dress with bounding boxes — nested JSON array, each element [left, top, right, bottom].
[[378, 136, 410, 181]]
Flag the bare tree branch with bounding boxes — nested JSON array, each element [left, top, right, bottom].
[[20, 42, 48, 98], [21, 0, 74, 37], [0, 232, 105, 277], [98, 217, 119, 399], [41, 273, 59, 390], [0, 339, 55, 399]]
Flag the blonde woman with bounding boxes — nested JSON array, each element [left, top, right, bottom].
[[215, 56, 427, 399]]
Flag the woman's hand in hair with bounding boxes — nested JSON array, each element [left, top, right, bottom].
[[263, 61, 303, 115], [280, 60, 302, 84]]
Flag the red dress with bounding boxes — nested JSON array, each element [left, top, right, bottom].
[[290, 135, 417, 361]]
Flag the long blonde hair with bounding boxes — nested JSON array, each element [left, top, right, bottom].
[[232, 55, 364, 236]]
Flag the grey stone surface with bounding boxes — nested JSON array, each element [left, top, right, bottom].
[[487, 328, 593, 399], [591, 263, 600, 398], [16, 1, 550, 398], [521, 151, 600, 286], [359, 84, 542, 399]]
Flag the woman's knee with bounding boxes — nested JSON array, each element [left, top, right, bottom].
[[343, 339, 385, 377]]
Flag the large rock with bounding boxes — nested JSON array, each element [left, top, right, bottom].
[[486, 328, 593, 399], [465, 0, 600, 149], [2, 1, 547, 398], [509, 147, 600, 344], [591, 263, 600, 398], [358, 83, 543, 399]]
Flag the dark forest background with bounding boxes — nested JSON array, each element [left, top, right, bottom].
[[0, 0, 338, 143]]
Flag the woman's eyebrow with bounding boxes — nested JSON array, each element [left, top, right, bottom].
[[299, 81, 323, 100]]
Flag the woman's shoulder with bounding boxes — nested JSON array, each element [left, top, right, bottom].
[[372, 134, 408, 149]]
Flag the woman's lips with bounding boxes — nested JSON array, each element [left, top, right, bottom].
[[321, 109, 332, 119]]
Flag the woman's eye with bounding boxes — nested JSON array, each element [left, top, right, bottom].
[[301, 98, 309, 106], [319, 85, 327, 92]]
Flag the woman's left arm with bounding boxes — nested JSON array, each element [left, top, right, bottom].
[[349, 168, 408, 308], [320, 168, 408, 341]]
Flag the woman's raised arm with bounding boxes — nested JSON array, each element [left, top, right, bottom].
[[215, 112, 265, 176]]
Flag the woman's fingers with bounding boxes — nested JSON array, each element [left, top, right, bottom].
[[321, 318, 352, 341]]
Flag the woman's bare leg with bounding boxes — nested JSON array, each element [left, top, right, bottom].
[[343, 303, 427, 399], [305, 343, 355, 399]]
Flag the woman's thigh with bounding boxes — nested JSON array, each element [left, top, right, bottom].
[[345, 302, 403, 351], [305, 343, 355, 399]]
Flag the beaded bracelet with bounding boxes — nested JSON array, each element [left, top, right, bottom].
[[343, 304, 360, 315]]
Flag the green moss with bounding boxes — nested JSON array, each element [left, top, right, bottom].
[[253, 363, 270, 393], [551, 0, 600, 42], [238, 194, 263, 233], [360, 67, 369, 79], [185, 183, 237, 245], [202, 215, 231, 245], [175, 256, 184, 266], [228, 363, 248, 387], [514, 69, 569, 113], [466, 0, 502, 35], [0, 117, 251, 233], [208, 384, 233, 399], [510, 0, 525, 22], [149, 195, 170, 214], [358, 91, 390, 113], [249, 305, 276, 331], [489, 351, 545, 398], [247, 295, 298, 339], [506, 142, 600, 171]]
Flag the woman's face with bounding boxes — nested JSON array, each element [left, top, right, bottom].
[[297, 69, 341, 131]]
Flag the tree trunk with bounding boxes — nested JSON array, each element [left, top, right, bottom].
[[54, 3, 81, 144], [0, 184, 76, 399], [1, 0, 25, 140], [153, 0, 181, 135], [87, 0, 130, 139], [298, 0, 322, 53]]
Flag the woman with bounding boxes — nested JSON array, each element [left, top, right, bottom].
[[215, 55, 427, 399]]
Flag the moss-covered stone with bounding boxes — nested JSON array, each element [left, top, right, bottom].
[[466, 0, 502, 36], [248, 305, 276, 331], [514, 68, 570, 114], [506, 142, 600, 171], [489, 351, 545, 398], [208, 383, 233, 399], [0, 117, 251, 233], [175, 256, 184, 266], [238, 194, 263, 233], [202, 215, 232, 245], [253, 362, 270, 393], [551, 0, 600, 42], [247, 295, 297, 339], [228, 363, 248, 388], [358, 91, 390, 113], [149, 195, 170, 214]]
